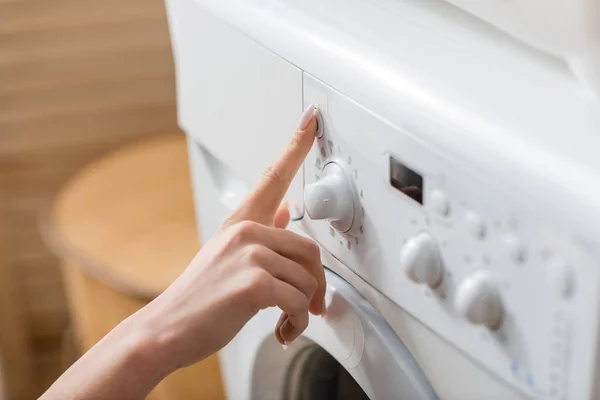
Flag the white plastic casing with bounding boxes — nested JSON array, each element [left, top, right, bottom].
[[165, 0, 305, 221], [442, 0, 600, 96], [298, 74, 600, 400], [167, 1, 600, 399]]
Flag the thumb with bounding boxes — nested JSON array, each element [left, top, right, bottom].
[[273, 202, 290, 229]]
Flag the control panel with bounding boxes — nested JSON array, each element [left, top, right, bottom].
[[296, 74, 600, 400]]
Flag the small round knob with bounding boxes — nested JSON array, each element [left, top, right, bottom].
[[455, 270, 504, 330], [400, 232, 444, 288], [304, 162, 355, 232]]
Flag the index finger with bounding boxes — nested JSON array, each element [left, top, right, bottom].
[[234, 104, 318, 224]]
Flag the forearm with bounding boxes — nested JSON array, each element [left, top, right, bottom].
[[41, 312, 172, 400]]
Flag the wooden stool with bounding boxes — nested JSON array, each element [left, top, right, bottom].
[[43, 133, 225, 400]]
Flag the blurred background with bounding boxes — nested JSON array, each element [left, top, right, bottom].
[[1, 1, 223, 399]]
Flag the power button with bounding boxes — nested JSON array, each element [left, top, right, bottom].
[[316, 110, 325, 138], [548, 258, 575, 300], [429, 189, 451, 217]]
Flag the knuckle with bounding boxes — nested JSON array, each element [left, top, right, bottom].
[[249, 268, 271, 289], [219, 213, 237, 229], [261, 165, 285, 186], [244, 244, 266, 265], [299, 313, 310, 331], [237, 220, 259, 237], [243, 269, 272, 308], [229, 220, 258, 245], [289, 314, 309, 336], [292, 296, 310, 315], [220, 209, 247, 230]]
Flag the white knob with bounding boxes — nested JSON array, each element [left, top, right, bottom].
[[400, 232, 444, 288], [304, 163, 355, 232], [455, 270, 504, 330]]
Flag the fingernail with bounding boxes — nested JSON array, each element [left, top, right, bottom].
[[282, 344, 288, 350], [279, 322, 287, 345], [321, 303, 327, 316], [298, 104, 316, 130]]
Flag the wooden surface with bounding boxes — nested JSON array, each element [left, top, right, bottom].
[[45, 133, 225, 400], [0, 253, 33, 400], [48, 135, 199, 300], [60, 261, 224, 400], [0, 0, 180, 398]]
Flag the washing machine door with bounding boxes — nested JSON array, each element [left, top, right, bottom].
[[250, 269, 439, 400]]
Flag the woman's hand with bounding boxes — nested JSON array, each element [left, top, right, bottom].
[[138, 104, 325, 371], [40, 105, 324, 400], [42, 106, 325, 400]]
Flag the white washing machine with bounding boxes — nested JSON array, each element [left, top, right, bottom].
[[166, 1, 600, 399]]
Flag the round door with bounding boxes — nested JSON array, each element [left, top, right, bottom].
[[250, 269, 439, 400]]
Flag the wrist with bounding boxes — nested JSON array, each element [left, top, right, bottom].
[[127, 298, 185, 375], [115, 311, 176, 391], [41, 306, 177, 400]]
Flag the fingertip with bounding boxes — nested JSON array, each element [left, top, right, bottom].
[[274, 313, 287, 345], [280, 318, 299, 345], [298, 104, 316, 131], [308, 271, 326, 316], [301, 112, 318, 137]]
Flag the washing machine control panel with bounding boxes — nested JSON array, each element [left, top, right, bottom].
[[295, 74, 600, 400]]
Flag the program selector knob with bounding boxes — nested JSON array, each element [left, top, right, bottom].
[[400, 232, 444, 288], [455, 270, 504, 330], [304, 162, 359, 233]]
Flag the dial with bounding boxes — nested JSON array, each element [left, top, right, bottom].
[[455, 270, 504, 330], [304, 162, 359, 233], [400, 232, 444, 288]]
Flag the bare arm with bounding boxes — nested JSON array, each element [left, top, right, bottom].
[[40, 312, 171, 400]]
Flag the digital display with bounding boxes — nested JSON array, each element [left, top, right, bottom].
[[390, 157, 423, 204]]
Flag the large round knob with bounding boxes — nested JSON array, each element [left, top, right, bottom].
[[400, 232, 444, 288], [304, 162, 356, 233], [455, 270, 504, 330]]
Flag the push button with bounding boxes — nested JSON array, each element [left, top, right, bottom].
[[548, 258, 575, 299], [503, 235, 526, 264], [429, 189, 451, 217], [465, 212, 486, 239], [316, 110, 325, 138]]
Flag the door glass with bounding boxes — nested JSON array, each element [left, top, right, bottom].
[[285, 345, 369, 400]]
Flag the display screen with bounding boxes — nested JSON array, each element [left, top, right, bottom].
[[390, 157, 423, 204]]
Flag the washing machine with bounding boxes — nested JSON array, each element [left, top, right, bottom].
[[166, 0, 600, 399]]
